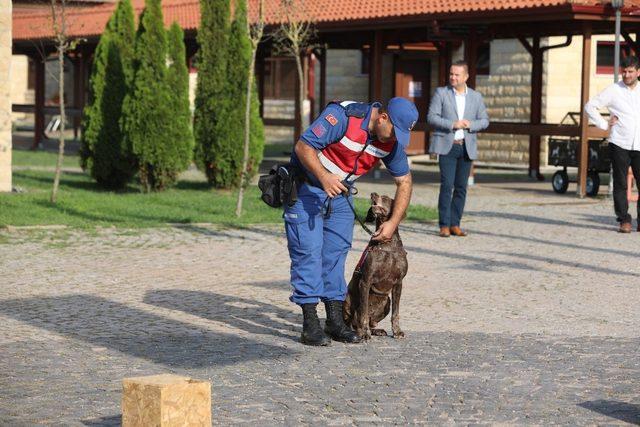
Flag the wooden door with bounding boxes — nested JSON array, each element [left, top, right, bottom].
[[394, 58, 430, 154]]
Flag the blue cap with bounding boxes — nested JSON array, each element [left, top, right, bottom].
[[387, 97, 419, 148]]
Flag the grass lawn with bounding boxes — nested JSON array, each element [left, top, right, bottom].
[[12, 149, 81, 169], [1, 150, 437, 229]]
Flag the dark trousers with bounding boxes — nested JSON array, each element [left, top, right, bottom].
[[610, 143, 640, 224], [438, 143, 473, 227]]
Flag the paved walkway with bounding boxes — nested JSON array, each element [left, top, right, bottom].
[[1, 166, 639, 425]]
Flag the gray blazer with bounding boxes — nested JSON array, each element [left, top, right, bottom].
[[427, 86, 490, 160]]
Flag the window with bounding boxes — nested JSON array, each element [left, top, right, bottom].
[[596, 41, 631, 74], [476, 42, 490, 76]]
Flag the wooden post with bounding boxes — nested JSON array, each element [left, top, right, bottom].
[[465, 28, 478, 182], [437, 41, 450, 87], [72, 51, 84, 140], [578, 23, 592, 198], [319, 47, 326, 108], [307, 52, 315, 120], [33, 55, 45, 150], [294, 64, 301, 141], [464, 27, 478, 89], [369, 30, 383, 101], [529, 35, 543, 180], [122, 374, 211, 427], [256, 52, 265, 118]]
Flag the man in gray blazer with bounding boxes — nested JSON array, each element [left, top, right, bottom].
[[427, 60, 489, 237]]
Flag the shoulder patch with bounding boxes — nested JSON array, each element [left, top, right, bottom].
[[312, 123, 327, 138], [325, 114, 338, 126]]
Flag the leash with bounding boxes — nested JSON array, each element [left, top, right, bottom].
[[321, 138, 375, 236], [322, 189, 375, 236]]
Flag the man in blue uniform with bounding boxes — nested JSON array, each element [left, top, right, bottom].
[[285, 97, 417, 346]]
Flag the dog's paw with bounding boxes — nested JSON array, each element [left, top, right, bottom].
[[393, 330, 405, 339], [371, 328, 388, 336]]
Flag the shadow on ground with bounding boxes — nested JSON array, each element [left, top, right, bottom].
[[0, 294, 295, 368], [143, 289, 299, 343], [82, 415, 121, 427], [578, 400, 640, 425]]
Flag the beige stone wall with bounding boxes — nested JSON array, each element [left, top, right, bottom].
[[11, 55, 30, 121], [1, 0, 12, 192], [323, 49, 369, 103], [475, 39, 532, 164], [545, 34, 625, 125]]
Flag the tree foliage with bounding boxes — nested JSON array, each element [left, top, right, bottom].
[[122, 0, 191, 191], [227, 0, 264, 185], [166, 22, 195, 175], [194, 0, 264, 189], [193, 0, 233, 188], [81, 0, 136, 189]]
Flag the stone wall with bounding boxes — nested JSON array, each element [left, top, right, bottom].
[[545, 34, 624, 125], [1, 0, 12, 192], [474, 39, 532, 164], [11, 55, 30, 121]]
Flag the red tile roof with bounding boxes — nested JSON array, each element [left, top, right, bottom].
[[13, 0, 199, 41], [12, 0, 640, 42]]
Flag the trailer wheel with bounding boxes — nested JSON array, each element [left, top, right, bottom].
[[552, 171, 569, 194], [586, 172, 600, 197]]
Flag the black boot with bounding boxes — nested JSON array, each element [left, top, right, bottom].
[[324, 300, 361, 343], [301, 304, 331, 346]]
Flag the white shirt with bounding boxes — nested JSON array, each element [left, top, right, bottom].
[[585, 80, 640, 151], [453, 85, 467, 140]]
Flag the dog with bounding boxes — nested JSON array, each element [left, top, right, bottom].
[[343, 192, 408, 340]]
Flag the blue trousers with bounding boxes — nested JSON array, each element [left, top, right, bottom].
[[438, 143, 472, 227], [284, 183, 354, 306]]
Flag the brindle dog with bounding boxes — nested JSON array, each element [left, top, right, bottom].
[[343, 193, 408, 340]]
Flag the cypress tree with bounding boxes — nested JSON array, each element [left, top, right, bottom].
[[165, 23, 194, 177], [81, 0, 136, 189], [122, 0, 177, 191], [229, 0, 264, 184], [193, 0, 233, 187]]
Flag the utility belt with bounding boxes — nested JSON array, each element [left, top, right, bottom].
[[258, 163, 306, 208], [258, 163, 375, 236]]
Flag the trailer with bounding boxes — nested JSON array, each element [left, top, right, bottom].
[[548, 137, 610, 196]]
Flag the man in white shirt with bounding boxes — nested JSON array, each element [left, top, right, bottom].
[[585, 55, 640, 233], [427, 60, 489, 237]]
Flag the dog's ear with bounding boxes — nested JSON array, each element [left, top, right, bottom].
[[365, 207, 375, 223]]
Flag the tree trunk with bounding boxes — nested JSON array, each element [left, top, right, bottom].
[[235, 48, 258, 217], [50, 43, 66, 203]]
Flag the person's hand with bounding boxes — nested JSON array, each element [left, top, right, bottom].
[[608, 116, 618, 128], [319, 172, 348, 198], [371, 221, 397, 242], [453, 120, 470, 129]]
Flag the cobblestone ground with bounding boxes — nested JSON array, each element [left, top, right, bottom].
[[1, 168, 639, 425]]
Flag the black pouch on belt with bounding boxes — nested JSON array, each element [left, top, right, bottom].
[[258, 163, 302, 208]]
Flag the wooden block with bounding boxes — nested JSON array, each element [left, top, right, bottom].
[[122, 374, 211, 427]]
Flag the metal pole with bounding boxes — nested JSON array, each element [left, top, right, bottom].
[[609, 2, 623, 198]]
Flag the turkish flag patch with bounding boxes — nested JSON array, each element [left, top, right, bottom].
[[312, 123, 327, 138], [325, 114, 338, 126]]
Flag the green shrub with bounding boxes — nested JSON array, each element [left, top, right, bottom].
[[229, 0, 264, 184], [81, 0, 136, 189], [122, 0, 190, 191], [193, 0, 233, 187], [165, 23, 194, 173]]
